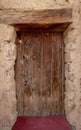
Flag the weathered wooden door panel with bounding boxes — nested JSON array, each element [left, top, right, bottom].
[[51, 33, 63, 115], [42, 33, 51, 116], [16, 42, 24, 115], [16, 31, 64, 116], [23, 33, 33, 116], [30, 32, 42, 116]]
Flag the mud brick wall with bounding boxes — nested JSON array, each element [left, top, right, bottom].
[[0, 0, 81, 130]]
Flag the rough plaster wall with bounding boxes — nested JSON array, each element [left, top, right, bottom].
[[64, 1, 81, 130], [0, 0, 81, 130], [0, 24, 17, 130], [0, 0, 70, 10]]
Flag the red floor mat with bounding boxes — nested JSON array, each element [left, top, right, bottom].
[[12, 116, 72, 130]]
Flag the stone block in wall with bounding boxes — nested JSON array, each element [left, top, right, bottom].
[[0, 24, 16, 42]]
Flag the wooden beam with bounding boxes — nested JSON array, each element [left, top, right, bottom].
[[0, 8, 72, 25], [14, 23, 71, 32]]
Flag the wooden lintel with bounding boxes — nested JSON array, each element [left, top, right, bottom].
[[15, 23, 71, 32], [0, 8, 72, 26]]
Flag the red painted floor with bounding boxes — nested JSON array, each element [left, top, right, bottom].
[[12, 116, 72, 130]]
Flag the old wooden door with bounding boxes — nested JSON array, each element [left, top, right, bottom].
[[16, 31, 64, 116]]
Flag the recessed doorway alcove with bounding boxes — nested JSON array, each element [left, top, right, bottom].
[[12, 8, 72, 118], [13, 8, 72, 130], [0, 8, 73, 130]]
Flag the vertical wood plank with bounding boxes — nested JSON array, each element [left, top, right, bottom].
[[51, 33, 63, 115], [42, 32, 51, 116], [23, 32, 33, 116], [56, 33, 63, 114], [51, 33, 57, 115], [16, 35, 24, 116], [32, 32, 42, 116]]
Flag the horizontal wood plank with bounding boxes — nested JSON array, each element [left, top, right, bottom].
[[0, 8, 72, 31]]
